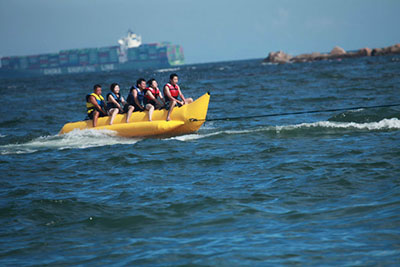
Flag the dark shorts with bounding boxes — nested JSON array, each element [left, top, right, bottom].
[[123, 104, 131, 113], [88, 110, 106, 120], [143, 99, 166, 110], [123, 103, 142, 113], [165, 99, 182, 109], [143, 99, 156, 107], [107, 104, 124, 114]]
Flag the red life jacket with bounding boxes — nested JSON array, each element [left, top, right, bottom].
[[145, 87, 160, 100], [165, 83, 180, 98]]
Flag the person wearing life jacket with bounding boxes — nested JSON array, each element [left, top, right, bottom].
[[86, 84, 107, 127], [163, 73, 193, 121], [106, 83, 133, 125], [144, 78, 165, 110], [126, 78, 154, 121]]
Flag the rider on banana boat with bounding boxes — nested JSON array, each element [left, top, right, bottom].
[[106, 83, 133, 125], [86, 84, 107, 127], [163, 73, 193, 121], [144, 78, 165, 110], [126, 78, 154, 121]]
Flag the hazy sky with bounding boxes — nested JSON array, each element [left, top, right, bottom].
[[0, 0, 399, 64]]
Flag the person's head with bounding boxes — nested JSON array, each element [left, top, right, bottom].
[[136, 78, 146, 90], [169, 73, 178, 85], [147, 78, 157, 88], [93, 84, 102, 95], [110, 83, 120, 94]]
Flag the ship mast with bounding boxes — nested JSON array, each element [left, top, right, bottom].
[[117, 29, 142, 63]]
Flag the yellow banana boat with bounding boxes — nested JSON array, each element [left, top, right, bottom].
[[59, 92, 210, 138]]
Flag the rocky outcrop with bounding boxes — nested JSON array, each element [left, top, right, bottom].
[[263, 44, 400, 64], [330, 46, 346, 56], [372, 43, 400, 56], [265, 51, 292, 64]]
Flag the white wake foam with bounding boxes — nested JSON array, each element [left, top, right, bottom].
[[0, 129, 140, 155], [155, 67, 180, 73], [171, 118, 400, 141], [275, 118, 400, 132]]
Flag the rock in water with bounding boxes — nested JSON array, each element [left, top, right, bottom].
[[264, 51, 292, 64], [358, 47, 372, 57], [330, 46, 346, 56]]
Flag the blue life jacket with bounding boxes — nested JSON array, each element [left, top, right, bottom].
[[127, 87, 144, 107], [106, 92, 123, 110]]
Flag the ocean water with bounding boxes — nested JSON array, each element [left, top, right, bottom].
[[0, 56, 400, 265]]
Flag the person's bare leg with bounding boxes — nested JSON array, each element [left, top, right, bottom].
[[126, 106, 134, 123], [93, 111, 100, 127], [146, 104, 154, 121], [166, 100, 176, 121], [109, 108, 118, 125], [184, 98, 193, 104]]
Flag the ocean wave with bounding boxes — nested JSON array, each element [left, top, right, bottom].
[[275, 118, 400, 132], [0, 129, 140, 155], [172, 118, 400, 141], [155, 67, 180, 73]]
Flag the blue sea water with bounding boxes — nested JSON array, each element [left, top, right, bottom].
[[0, 56, 400, 265]]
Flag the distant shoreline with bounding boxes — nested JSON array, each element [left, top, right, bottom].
[[263, 43, 400, 64]]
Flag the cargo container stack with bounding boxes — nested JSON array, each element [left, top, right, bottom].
[[98, 47, 110, 64], [1, 57, 9, 69], [0, 31, 185, 77], [1, 57, 19, 70], [78, 49, 89, 66], [88, 48, 98, 65], [48, 53, 59, 67], [39, 54, 49, 68], [18, 57, 29, 69], [147, 43, 159, 60], [108, 46, 119, 63], [138, 45, 149, 61], [157, 46, 168, 58], [126, 47, 136, 61], [59, 51, 69, 66], [28, 55, 40, 69], [68, 50, 80, 66]]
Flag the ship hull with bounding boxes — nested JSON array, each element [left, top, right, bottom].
[[0, 41, 184, 78]]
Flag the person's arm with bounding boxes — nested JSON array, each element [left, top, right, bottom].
[[133, 90, 144, 110], [108, 95, 122, 110], [164, 85, 183, 105], [146, 91, 164, 107], [90, 96, 106, 115], [177, 88, 186, 105], [145, 90, 156, 101], [158, 88, 166, 105]]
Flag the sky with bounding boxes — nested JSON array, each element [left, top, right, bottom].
[[0, 0, 399, 64]]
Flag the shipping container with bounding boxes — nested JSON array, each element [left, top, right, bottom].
[[138, 45, 149, 60], [108, 46, 119, 63], [19, 57, 29, 69], [79, 49, 89, 65], [127, 48, 138, 61], [69, 53, 79, 65], [157, 47, 168, 59], [48, 53, 59, 67], [39, 54, 49, 68], [88, 49, 98, 65], [59, 51, 69, 66], [98, 47, 111, 63], [1, 57, 11, 68]]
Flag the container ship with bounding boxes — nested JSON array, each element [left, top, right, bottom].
[[0, 31, 184, 78]]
